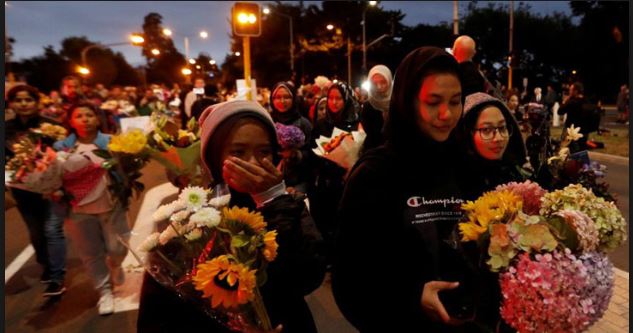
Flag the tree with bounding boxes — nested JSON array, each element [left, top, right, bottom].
[[11, 46, 70, 93], [141, 13, 187, 85]]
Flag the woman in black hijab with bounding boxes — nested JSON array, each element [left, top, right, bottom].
[[332, 47, 479, 332]]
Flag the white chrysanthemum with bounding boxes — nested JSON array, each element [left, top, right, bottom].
[[567, 125, 584, 141], [208, 194, 231, 208], [184, 228, 203, 242], [179, 186, 208, 210], [170, 209, 191, 223], [190, 207, 222, 228], [152, 200, 184, 223], [159, 224, 182, 245], [137, 232, 160, 252]]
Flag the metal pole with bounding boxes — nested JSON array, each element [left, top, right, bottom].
[[508, 0, 514, 91], [347, 36, 352, 84], [185, 36, 190, 61], [289, 17, 294, 73], [453, 0, 459, 35], [243, 36, 252, 101], [362, 8, 367, 74]]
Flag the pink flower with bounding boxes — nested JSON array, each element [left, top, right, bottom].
[[496, 180, 546, 215]]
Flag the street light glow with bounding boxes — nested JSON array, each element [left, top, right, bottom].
[[151, 48, 160, 55], [200, 31, 208, 39], [263, 7, 270, 15], [182, 68, 192, 75], [189, 58, 196, 64], [361, 80, 370, 91], [327, 24, 334, 30], [196, 65, 201, 69], [238, 12, 249, 24], [369, 1, 377, 6], [235, 51, 241, 56], [163, 28, 173, 36], [209, 60, 216, 65], [77, 66, 90, 75], [572, 70, 577, 75], [248, 13, 257, 24], [130, 34, 145, 44]]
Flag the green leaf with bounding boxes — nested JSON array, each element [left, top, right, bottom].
[[517, 224, 559, 252], [546, 216, 580, 251], [231, 234, 251, 248], [93, 149, 112, 159]]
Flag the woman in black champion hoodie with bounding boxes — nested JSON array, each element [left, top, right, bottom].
[[332, 47, 483, 332]]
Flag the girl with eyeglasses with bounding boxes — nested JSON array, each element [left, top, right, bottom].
[[456, 92, 528, 201]]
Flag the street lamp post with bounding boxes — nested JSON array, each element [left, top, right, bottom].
[[263, 8, 294, 73], [362, 1, 377, 75]]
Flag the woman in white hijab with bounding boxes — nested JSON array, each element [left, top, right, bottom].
[[360, 64, 393, 153]]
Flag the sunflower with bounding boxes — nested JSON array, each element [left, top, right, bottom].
[[192, 255, 257, 309], [262, 230, 278, 262], [459, 190, 522, 242], [222, 206, 267, 233]]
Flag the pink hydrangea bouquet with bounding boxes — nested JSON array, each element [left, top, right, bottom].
[[457, 180, 623, 332]]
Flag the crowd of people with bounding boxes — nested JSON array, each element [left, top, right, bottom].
[[4, 33, 622, 332]]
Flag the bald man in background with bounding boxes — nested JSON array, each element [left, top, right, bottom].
[[452, 35, 486, 97]]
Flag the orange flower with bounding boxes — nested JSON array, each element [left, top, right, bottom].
[[192, 255, 257, 309], [262, 230, 278, 262], [222, 206, 267, 233]]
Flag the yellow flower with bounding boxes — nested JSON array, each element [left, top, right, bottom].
[[192, 255, 256, 309], [222, 206, 267, 233], [108, 129, 147, 154], [262, 230, 278, 262], [459, 190, 522, 241]]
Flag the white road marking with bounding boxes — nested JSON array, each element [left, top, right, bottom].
[[5, 245, 35, 284]]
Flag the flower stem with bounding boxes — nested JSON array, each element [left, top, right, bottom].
[[154, 248, 184, 276], [251, 286, 272, 331]]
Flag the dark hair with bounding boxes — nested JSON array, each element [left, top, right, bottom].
[[68, 102, 98, 117], [62, 75, 81, 85], [7, 84, 40, 103], [572, 82, 584, 94]]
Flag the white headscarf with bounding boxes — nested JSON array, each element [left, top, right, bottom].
[[367, 65, 393, 113]]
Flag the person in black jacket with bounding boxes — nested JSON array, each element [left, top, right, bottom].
[[558, 81, 591, 152], [456, 92, 528, 201], [360, 65, 393, 154], [332, 46, 481, 332], [137, 100, 325, 333], [269, 81, 313, 194], [308, 81, 360, 265]]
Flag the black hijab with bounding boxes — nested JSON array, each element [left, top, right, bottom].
[[269, 81, 301, 124], [325, 82, 359, 128], [384, 46, 464, 157]]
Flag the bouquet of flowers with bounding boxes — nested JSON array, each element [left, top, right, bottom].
[[93, 129, 151, 209], [312, 127, 366, 170], [543, 125, 615, 201], [100, 99, 138, 118], [5, 136, 68, 194], [131, 185, 277, 331], [457, 180, 625, 332], [146, 114, 203, 188]]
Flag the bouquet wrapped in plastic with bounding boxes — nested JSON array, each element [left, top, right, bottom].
[[457, 180, 625, 332], [130, 185, 277, 331], [312, 127, 366, 170], [5, 136, 68, 194], [147, 114, 203, 188]]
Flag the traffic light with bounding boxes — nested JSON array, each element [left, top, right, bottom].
[[232, 2, 261, 37]]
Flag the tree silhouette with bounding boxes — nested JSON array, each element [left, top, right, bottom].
[[141, 12, 187, 85]]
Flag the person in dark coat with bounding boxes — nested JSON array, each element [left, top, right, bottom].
[[332, 46, 484, 332], [269, 81, 314, 194], [360, 64, 393, 154], [308, 81, 360, 265], [137, 100, 325, 333], [558, 81, 591, 152]]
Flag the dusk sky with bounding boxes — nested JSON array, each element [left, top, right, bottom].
[[6, 1, 574, 67]]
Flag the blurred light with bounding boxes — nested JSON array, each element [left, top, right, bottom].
[[130, 34, 145, 44], [333, 79, 339, 83], [369, 1, 377, 6], [189, 58, 196, 64], [151, 48, 160, 55], [326, 24, 334, 30], [162, 28, 172, 36], [196, 65, 201, 69], [238, 12, 249, 24], [248, 14, 257, 24], [235, 51, 241, 56], [263, 7, 270, 15], [445, 47, 453, 55], [209, 60, 216, 65], [572, 70, 577, 75], [200, 31, 208, 39], [361, 80, 370, 92], [77, 66, 90, 75], [182, 68, 192, 75]]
